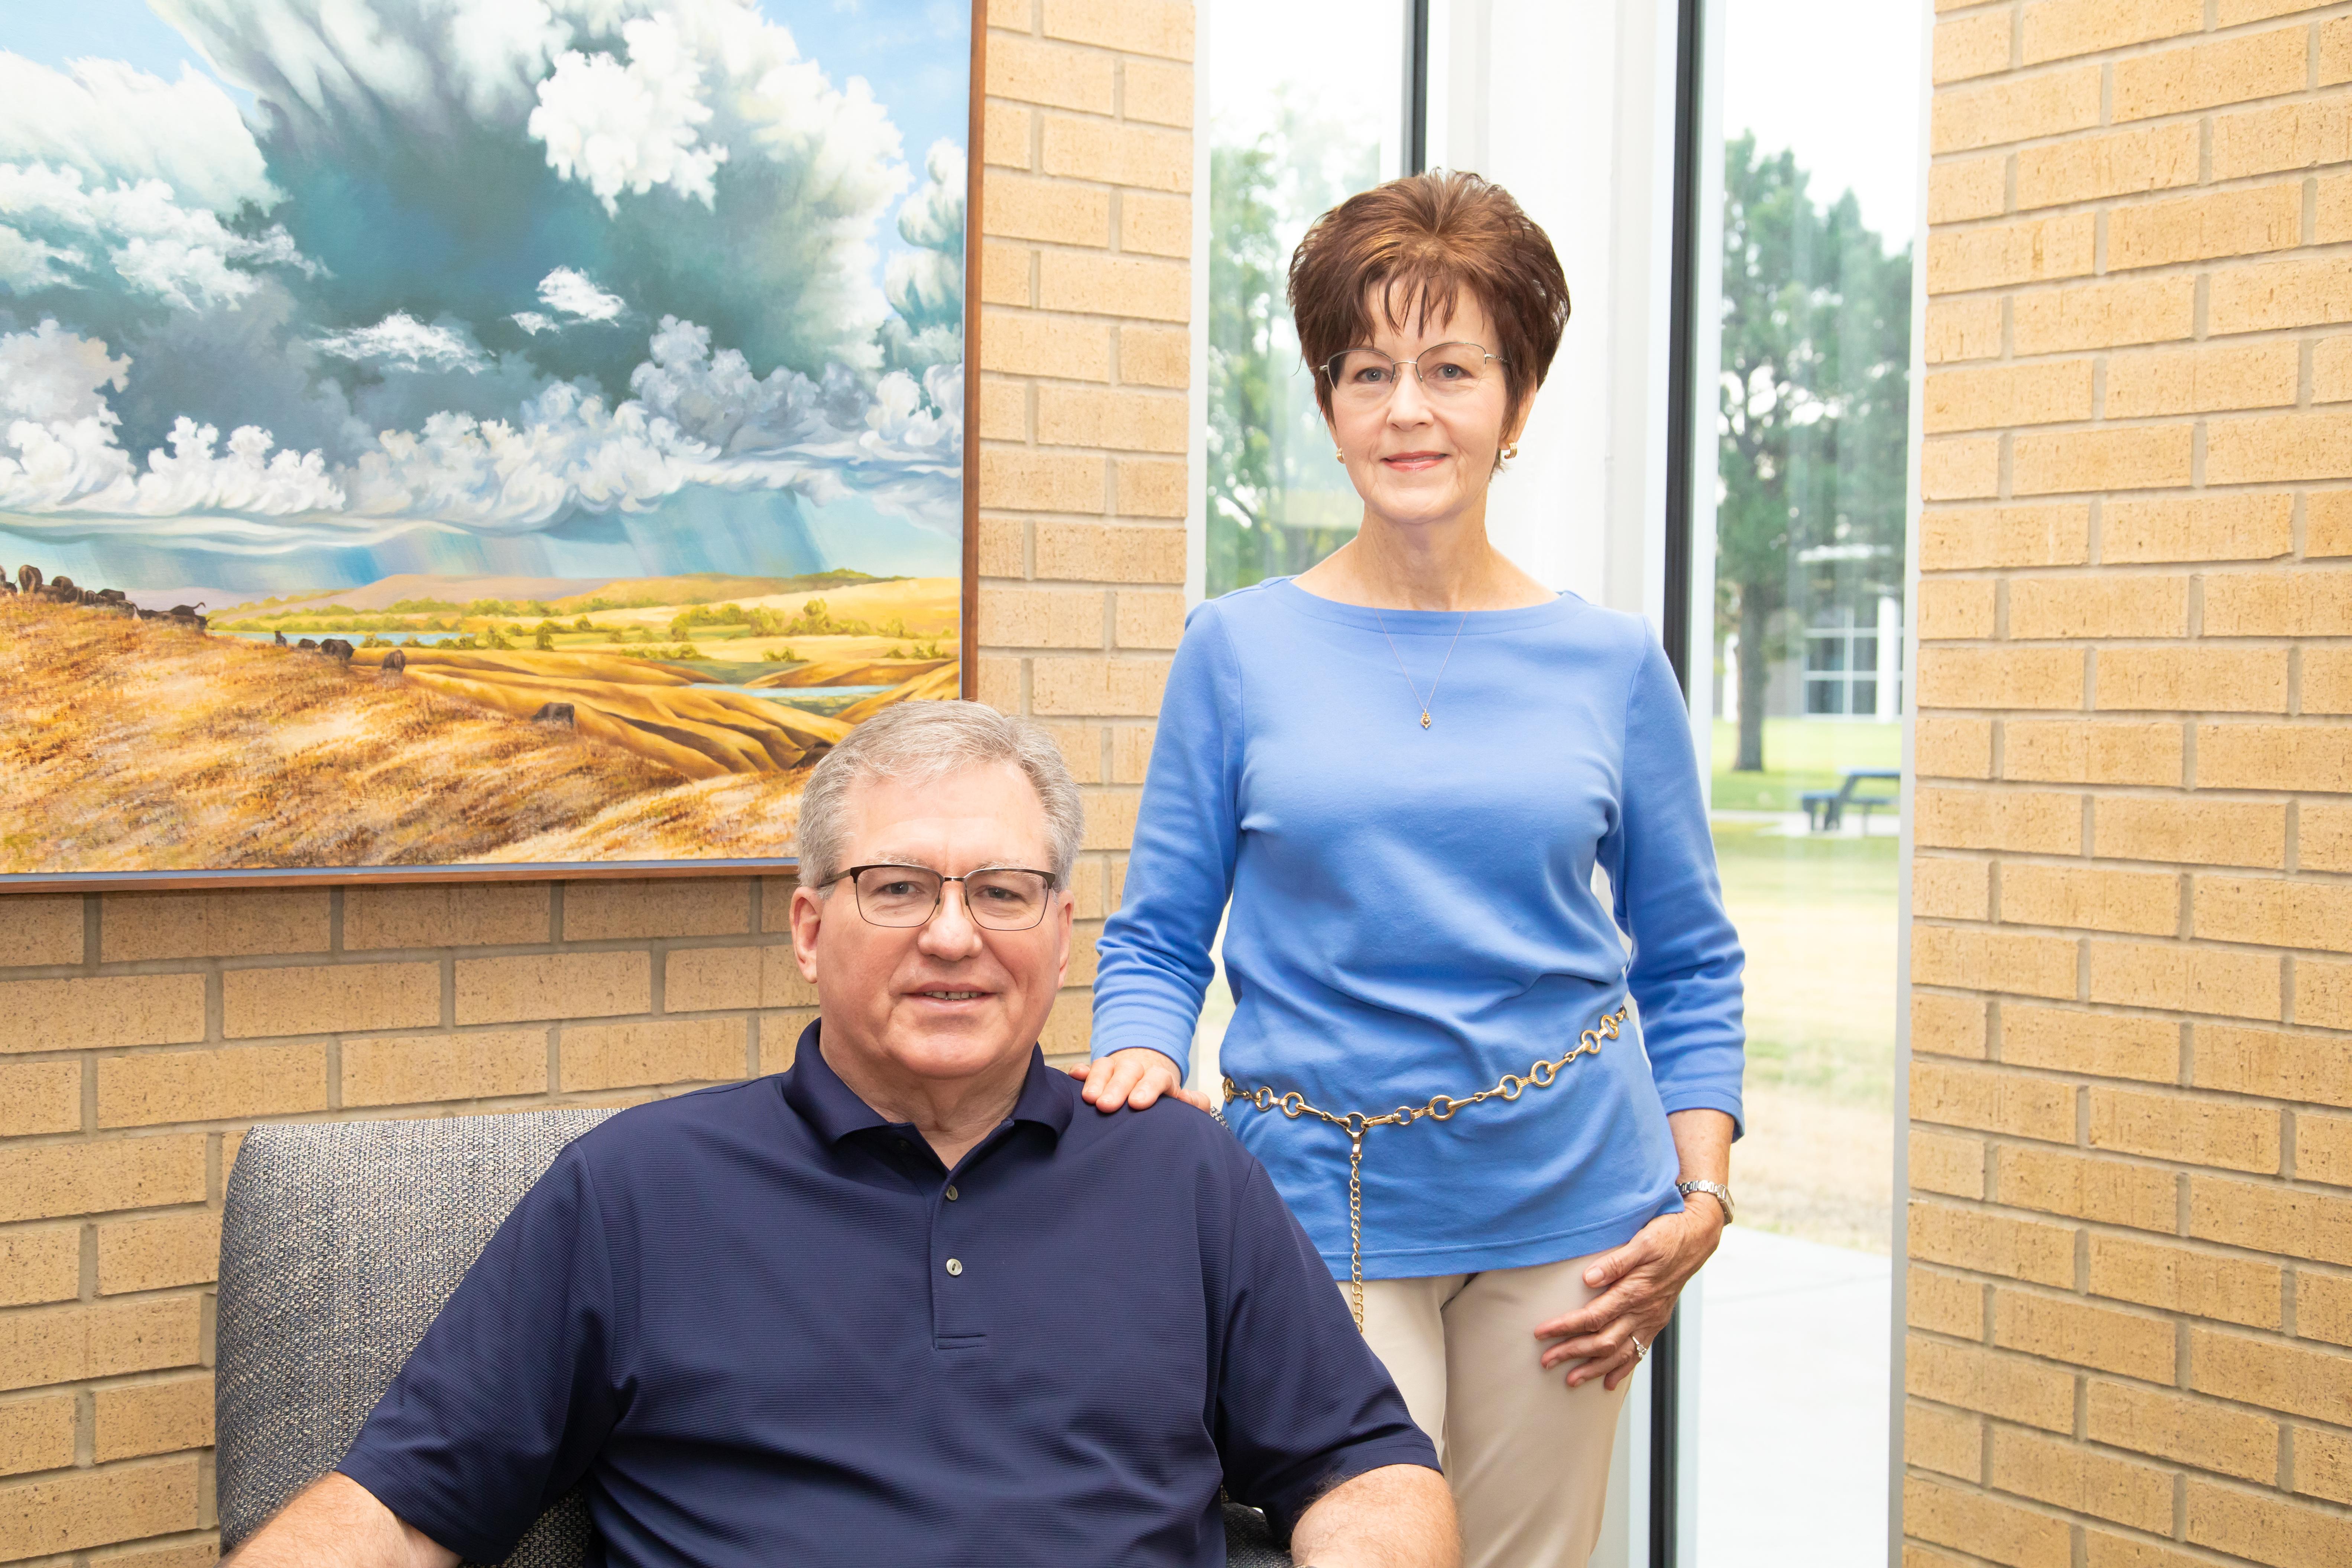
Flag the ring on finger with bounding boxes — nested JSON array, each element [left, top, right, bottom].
[[1628, 1334, 1647, 1362]]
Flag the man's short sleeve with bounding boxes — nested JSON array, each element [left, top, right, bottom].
[[1213, 1160, 1439, 1535], [336, 1146, 622, 1562]]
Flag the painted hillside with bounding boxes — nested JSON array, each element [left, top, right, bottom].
[[0, 595, 956, 871]]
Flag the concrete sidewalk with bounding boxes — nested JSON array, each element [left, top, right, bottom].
[[1693, 1227, 1892, 1565]]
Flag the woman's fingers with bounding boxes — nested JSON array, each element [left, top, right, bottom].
[[1599, 1337, 1649, 1392], [1076, 1055, 1132, 1108], [1581, 1235, 1648, 1292], [1539, 1293, 1655, 1368], [1074, 1056, 1119, 1104], [1078, 1049, 1187, 1112], [1094, 1057, 1146, 1110], [1541, 1315, 1654, 1386], [1540, 1326, 1619, 1371], [1124, 1059, 1168, 1108], [1538, 1241, 1663, 1341], [1540, 1289, 1658, 1363]]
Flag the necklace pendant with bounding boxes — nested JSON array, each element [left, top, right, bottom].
[[1420, 712, 1432, 729]]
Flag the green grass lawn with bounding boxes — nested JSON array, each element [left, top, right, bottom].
[[1711, 819, 1898, 1106], [1711, 816, 1901, 1247], [1710, 717, 1901, 812]]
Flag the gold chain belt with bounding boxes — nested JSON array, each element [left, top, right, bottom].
[[1223, 1004, 1629, 1331]]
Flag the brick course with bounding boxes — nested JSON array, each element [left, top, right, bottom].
[[1913, 7, 2352, 1561], [0, 7, 1191, 1558]]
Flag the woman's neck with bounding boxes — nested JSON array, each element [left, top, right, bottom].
[[1295, 509, 1553, 612]]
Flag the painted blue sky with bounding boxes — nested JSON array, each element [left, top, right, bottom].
[[6, 0, 973, 171], [0, 0, 970, 594]]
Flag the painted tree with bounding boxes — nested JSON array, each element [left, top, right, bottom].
[[1716, 132, 1913, 772]]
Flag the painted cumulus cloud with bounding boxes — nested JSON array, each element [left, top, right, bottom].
[[0, 0, 966, 592]]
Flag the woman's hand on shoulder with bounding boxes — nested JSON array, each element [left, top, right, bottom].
[[1069, 1047, 1215, 1114]]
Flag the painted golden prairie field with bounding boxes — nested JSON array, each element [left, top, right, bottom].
[[0, 597, 959, 870]]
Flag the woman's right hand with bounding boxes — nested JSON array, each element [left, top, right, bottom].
[[1070, 1048, 1214, 1113]]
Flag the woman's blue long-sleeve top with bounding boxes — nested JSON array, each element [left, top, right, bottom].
[[1090, 579, 1745, 1279]]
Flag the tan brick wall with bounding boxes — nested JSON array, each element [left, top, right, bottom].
[[0, 4, 1190, 1559], [1912, 4, 2352, 1564]]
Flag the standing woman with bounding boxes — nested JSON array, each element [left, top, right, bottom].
[[1079, 172, 1744, 1567]]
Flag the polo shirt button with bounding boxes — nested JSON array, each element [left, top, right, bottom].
[[944, 1185, 960, 1201], [945, 1258, 964, 1276]]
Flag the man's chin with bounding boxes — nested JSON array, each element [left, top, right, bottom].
[[881, 1002, 1032, 1075]]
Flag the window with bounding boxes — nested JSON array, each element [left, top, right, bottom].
[[1200, 0, 1407, 598], [1691, 1, 1923, 1563], [1802, 598, 1904, 718], [1193, 4, 1928, 1558]]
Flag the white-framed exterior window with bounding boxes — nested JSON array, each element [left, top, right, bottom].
[[1803, 596, 1906, 720], [1690, 3, 1930, 1568]]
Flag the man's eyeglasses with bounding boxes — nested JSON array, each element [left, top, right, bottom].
[[830, 864, 1058, 931], [1320, 343, 1507, 409]]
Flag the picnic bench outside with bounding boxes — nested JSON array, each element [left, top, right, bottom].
[[1802, 769, 1901, 833]]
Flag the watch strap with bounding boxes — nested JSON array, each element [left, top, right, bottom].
[[1677, 1178, 1734, 1225]]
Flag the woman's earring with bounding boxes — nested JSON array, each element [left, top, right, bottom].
[[1334, 450, 1346, 464], [1502, 443, 1519, 461]]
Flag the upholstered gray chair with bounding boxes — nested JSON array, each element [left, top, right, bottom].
[[214, 1109, 1288, 1566]]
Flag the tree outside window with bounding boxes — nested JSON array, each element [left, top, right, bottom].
[[1714, 131, 1912, 772]]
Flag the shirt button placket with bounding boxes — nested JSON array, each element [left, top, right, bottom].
[[934, 1171, 973, 1345]]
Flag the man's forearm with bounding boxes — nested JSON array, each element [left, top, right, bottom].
[[225, 1473, 458, 1568], [1289, 1462, 1459, 1568]]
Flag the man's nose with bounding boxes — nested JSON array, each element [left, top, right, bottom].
[[917, 880, 986, 956]]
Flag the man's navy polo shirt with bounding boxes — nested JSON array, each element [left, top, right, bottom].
[[338, 1021, 1435, 1567]]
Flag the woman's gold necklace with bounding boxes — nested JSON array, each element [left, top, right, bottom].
[[1372, 608, 1469, 729]]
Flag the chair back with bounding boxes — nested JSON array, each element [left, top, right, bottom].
[[215, 1109, 1286, 1565], [217, 1109, 612, 1563]]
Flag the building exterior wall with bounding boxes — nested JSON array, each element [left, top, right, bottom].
[[1909, 3, 2352, 1565], [0, 3, 1191, 1560]]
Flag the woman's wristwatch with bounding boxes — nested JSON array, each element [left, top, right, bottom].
[[1676, 1179, 1734, 1225]]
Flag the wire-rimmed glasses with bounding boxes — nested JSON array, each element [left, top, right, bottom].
[[833, 863, 1058, 931], [1320, 343, 1508, 409]]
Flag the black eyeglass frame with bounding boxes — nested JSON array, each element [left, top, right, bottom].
[[827, 862, 1063, 931]]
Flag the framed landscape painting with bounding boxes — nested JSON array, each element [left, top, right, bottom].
[[0, 0, 979, 886]]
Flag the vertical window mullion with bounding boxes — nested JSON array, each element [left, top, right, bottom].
[[1403, 0, 1432, 176], [1657, 0, 1709, 1562]]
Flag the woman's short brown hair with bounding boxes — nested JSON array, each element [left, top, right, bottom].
[[1288, 171, 1571, 425]]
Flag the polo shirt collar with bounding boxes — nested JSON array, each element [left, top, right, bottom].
[[782, 1017, 1075, 1146]]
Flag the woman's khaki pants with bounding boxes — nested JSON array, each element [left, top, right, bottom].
[[1353, 1252, 1632, 1568]]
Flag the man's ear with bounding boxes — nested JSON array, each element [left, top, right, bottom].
[[791, 882, 826, 982], [1051, 888, 1074, 990]]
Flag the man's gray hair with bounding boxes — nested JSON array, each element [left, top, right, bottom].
[[796, 700, 1085, 889]]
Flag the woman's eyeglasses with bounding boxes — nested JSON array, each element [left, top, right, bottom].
[[1320, 343, 1507, 408]]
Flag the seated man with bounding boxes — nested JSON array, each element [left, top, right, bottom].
[[229, 701, 1453, 1568]]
